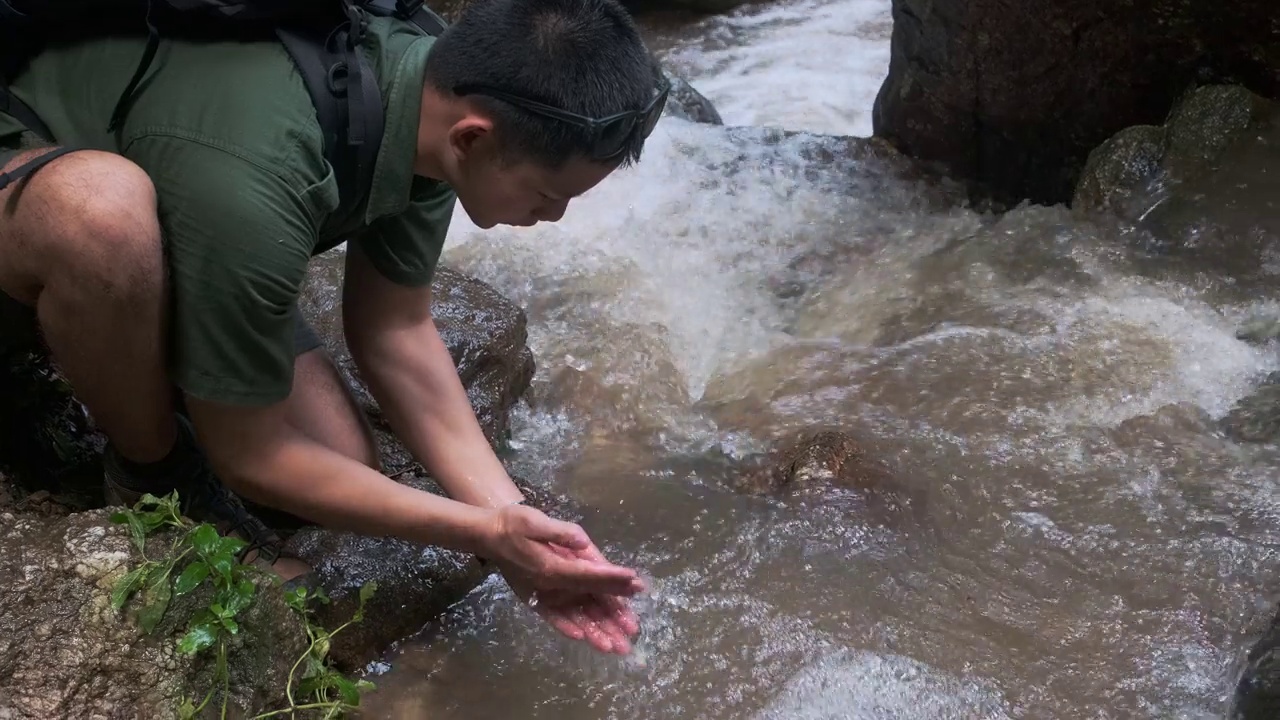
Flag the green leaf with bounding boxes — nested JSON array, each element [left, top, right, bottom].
[[174, 561, 210, 596], [332, 674, 361, 706], [177, 696, 197, 720], [210, 603, 227, 618], [225, 579, 256, 615], [314, 634, 330, 659], [358, 581, 377, 606], [209, 551, 235, 582], [137, 571, 172, 634], [217, 534, 248, 557], [138, 509, 170, 533], [138, 492, 165, 508], [110, 565, 151, 611], [302, 654, 327, 681], [190, 607, 215, 626], [284, 585, 308, 612], [219, 616, 239, 634], [109, 511, 130, 525], [126, 513, 147, 553], [191, 524, 220, 557], [177, 622, 218, 655]]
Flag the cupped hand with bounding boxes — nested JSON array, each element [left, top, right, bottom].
[[481, 504, 645, 654], [482, 503, 645, 597]]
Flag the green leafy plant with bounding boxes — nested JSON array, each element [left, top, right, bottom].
[[109, 491, 377, 719]]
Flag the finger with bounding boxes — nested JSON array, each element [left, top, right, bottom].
[[601, 594, 641, 636], [522, 512, 592, 551], [542, 607, 586, 642], [540, 554, 642, 597], [584, 598, 631, 654], [557, 544, 649, 595], [568, 604, 614, 654]]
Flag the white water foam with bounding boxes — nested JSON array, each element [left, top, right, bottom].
[[658, 0, 894, 136], [754, 650, 1014, 720]]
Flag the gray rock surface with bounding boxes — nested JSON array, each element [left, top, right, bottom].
[[872, 0, 1279, 206], [0, 509, 307, 719]]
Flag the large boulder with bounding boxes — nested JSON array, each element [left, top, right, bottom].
[[0, 508, 308, 719], [871, 0, 1280, 206], [663, 72, 724, 125], [1073, 85, 1279, 219], [298, 252, 536, 450]]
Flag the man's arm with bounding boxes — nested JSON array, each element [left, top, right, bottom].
[[339, 240, 525, 510], [185, 394, 641, 598]]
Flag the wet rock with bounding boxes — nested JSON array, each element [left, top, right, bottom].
[[527, 318, 691, 439], [663, 72, 723, 125], [0, 302, 102, 495], [0, 508, 307, 719], [283, 474, 587, 670], [299, 253, 536, 449], [872, 0, 1280, 206], [733, 430, 921, 527], [1237, 315, 1280, 346], [1221, 372, 1280, 444], [1074, 86, 1278, 217], [1234, 606, 1280, 719]]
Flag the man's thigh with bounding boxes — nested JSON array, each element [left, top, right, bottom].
[[286, 316, 381, 471]]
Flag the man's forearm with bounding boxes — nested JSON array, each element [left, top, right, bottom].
[[211, 422, 497, 553], [349, 318, 526, 510]]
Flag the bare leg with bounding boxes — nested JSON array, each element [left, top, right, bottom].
[[285, 348, 382, 472], [0, 148, 176, 463]]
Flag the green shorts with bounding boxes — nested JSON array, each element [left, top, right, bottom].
[[1, 137, 324, 369]]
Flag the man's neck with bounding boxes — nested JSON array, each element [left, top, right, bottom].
[[413, 86, 454, 182]]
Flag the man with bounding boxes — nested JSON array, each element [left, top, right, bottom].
[[0, 0, 668, 655]]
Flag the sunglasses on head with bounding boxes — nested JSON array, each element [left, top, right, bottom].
[[453, 74, 671, 161]]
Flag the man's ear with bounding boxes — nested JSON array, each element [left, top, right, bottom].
[[447, 114, 496, 164]]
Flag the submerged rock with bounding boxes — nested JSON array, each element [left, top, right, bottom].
[[1221, 372, 1280, 444], [872, 0, 1279, 206], [733, 429, 922, 527], [0, 509, 307, 719]]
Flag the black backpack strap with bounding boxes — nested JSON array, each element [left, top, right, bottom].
[[0, 146, 77, 191], [278, 0, 446, 231], [0, 80, 79, 192], [363, 0, 448, 34], [0, 84, 53, 141], [276, 5, 384, 229]]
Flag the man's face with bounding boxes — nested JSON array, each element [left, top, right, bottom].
[[452, 150, 618, 230]]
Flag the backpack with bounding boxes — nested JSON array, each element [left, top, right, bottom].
[[0, 0, 448, 227]]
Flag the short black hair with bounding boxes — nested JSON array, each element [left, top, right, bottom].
[[424, 0, 660, 168]]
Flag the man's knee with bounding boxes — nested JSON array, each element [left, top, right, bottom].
[[25, 151, 163, 299]]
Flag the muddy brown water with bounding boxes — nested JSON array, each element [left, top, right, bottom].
[[350, 1, 1280, 717]]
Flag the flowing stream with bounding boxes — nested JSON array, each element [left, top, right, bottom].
[[356, 0, 1280, 717]]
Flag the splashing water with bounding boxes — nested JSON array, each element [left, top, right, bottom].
[[356, 0, 1280, 717]]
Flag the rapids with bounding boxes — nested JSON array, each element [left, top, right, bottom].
[[355, 0, 1280, 717]]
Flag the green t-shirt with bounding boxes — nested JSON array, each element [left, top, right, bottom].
[[0, 17, 456, 406]]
